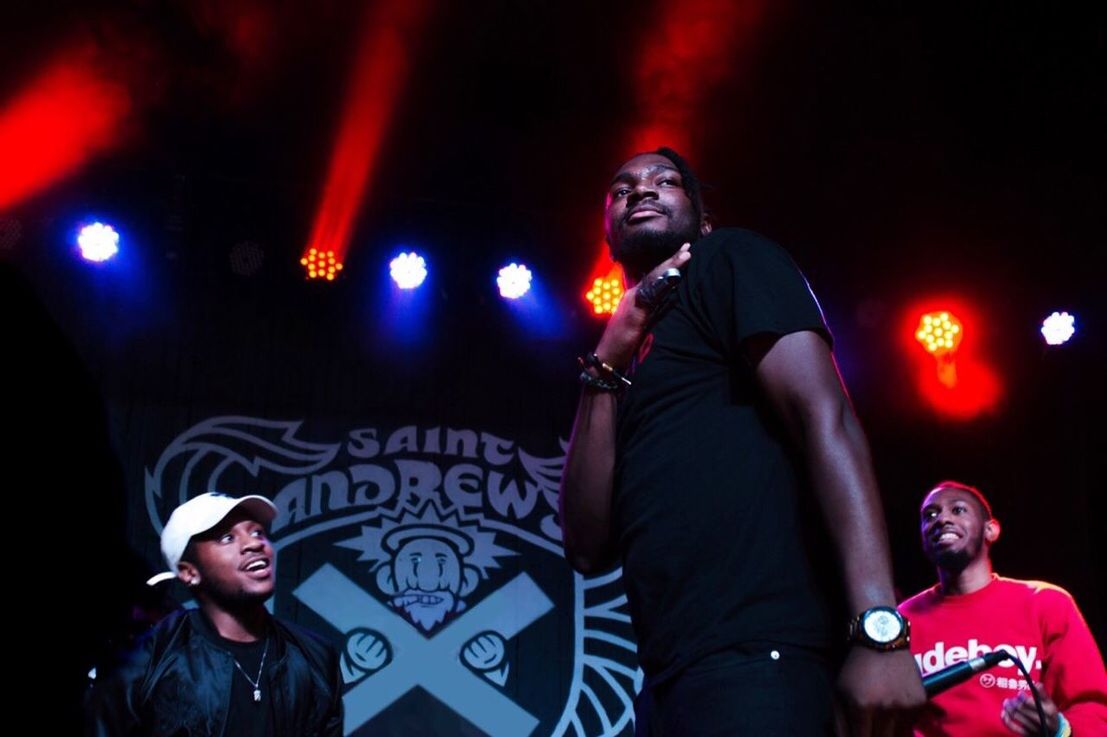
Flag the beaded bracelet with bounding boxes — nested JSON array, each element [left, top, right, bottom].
[[1055, 712, 1071, 737], [578, 370, 621, 392], [578, 352, 632, 388]]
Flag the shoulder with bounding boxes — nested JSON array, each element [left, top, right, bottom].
[[997, 576, 1080, 613], [275, 618, 340, 668], [688, 228, 811, 290], [689, 228, 813, 290], [91, 608, 193, 693], [128, 608, 196, 660], [996, 576, 1075, 602], [899, 585, 941, 615], [693, 227, 790, 261], [276, 617, 336, 650]]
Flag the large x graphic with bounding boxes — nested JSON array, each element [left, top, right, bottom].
[[295, 564, 553, 736]]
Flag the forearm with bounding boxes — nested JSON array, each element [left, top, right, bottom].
[[803, 399, 897, 612], [557, 245, 693, 573], [559, 387, 619, 573]]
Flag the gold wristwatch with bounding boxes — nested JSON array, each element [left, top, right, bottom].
[[848, 606, 910, 651]]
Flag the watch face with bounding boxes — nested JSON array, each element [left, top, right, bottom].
[[862, 609, 902, 644]]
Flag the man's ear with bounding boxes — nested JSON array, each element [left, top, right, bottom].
[[700, 216, 713, 237], [984, 518, 1001, 544], [177, 561, 200, 587]]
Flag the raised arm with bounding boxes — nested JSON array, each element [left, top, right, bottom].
[[560, 374, 620, 573], [559, 245, 691, 574]]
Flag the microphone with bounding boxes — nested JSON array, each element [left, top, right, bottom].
[[923, 650, 1012, 697]]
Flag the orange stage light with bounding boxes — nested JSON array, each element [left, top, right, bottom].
[[585, 269, 625, 316], [300, 248, 344, 281], [581, 241, 625, 317], [915, 311, 963, 356]]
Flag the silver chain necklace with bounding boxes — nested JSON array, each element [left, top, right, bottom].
[[232, 637, 270, 702]]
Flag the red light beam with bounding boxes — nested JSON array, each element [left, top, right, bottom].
[[0, 45, 132, 209], [627, 0, 768, 158], [305, 0, 431, 264]]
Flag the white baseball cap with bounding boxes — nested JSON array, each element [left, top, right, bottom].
[[146, 492, 277, 586]]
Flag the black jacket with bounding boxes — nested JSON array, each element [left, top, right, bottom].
[[87, 609, 343, 736]]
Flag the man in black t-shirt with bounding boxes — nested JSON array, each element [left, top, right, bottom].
[[87, 493, 343, 736], [560, 148, 925, 735]]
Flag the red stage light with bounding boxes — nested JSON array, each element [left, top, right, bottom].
[[902, 298, 1001, 420], [915, 311, 963, 357]]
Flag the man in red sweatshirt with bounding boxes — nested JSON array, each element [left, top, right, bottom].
[[900, 480, 1107, 736]]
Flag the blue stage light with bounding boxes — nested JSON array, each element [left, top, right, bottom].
[[1040, 311, 1076, 346], [390, 252, 427, 289], [77, 222, 119, 262], [497, 263, 532, 299]]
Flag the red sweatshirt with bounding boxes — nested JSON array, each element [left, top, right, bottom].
[[900, 576, 1107, 736]]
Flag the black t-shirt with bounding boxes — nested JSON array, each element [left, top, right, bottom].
[[193, 611, 274, 737], [614, 227, 840, 683]]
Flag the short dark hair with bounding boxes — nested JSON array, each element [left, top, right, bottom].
[[653, 147, 706, 226], [928, 480, 994, 519]]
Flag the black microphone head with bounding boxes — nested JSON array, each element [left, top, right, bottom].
[[984, 650, 1013, 667]]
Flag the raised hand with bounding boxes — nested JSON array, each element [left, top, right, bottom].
[[594, 243, 691, 369]]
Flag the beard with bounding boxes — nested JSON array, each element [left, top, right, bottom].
[[202, 581, 274, 613], [611, 218, 701, 279], [930, 547, 972, 572], [926, 531, 985, 573]]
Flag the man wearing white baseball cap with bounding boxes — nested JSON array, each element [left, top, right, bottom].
[[87, 492, 344, 736]]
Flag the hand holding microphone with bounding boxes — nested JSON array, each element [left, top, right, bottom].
[[923, 650, 1056, 737], [1002, 682, 1063, 736]]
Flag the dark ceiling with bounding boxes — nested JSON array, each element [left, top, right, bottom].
[[5, 2, 1102, 289]]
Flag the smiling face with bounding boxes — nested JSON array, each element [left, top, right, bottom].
[[919, 485, 999, 572], [603, 153, 707, 280], [178, 509, 275, 608]]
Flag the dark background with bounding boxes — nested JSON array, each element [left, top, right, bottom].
[[3, 1, 1103, 731]]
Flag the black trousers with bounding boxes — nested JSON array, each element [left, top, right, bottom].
[[634, 644, 835, 737]]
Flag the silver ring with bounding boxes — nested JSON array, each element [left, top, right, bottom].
[[635, 268, 682, 310]]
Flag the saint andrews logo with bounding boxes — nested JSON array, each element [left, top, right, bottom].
[[145, 416, 641, 736]]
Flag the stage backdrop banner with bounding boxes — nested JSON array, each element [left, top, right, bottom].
[[123, 411, 640, 737]]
